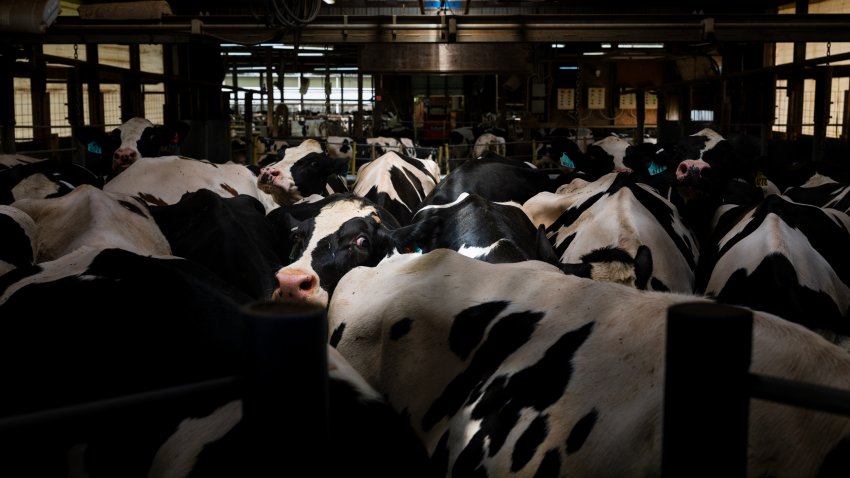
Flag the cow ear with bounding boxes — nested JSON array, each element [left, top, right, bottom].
[[534, 225, 560, 265], [633, 245, 653, 290], [72, 126, 111, 153], [388, 215, 442, 253]]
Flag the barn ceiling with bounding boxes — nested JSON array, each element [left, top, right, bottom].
[[3, 0, 850, 74]]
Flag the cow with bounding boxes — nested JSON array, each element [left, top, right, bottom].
[[150, 189, 287, 301], [352, 150, 440, 225], [419, 152, 566, 208], [0, 205, 36, 276], [256, 137, 290, 167], [104, 155, 280, 213], [72, 117, 190, 178], [782, 172, 850, 214], [449, 126, 476, 159], [257, 139, 349, 207], [11, 184, 171, 263], [472, 132, 507, 158], [267, 194, 414, 309], [144, 346, 434, 478], [695, 193, 850, 343], [522, 172, 699, 292], [635, 128, 777, 249], [410, 192, 561, 265], [327, 248, 850, 478], [1, 154, 102, 205], [585, 135, 631, 171]]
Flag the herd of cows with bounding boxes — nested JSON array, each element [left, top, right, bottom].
[[3, 116, 850, 476]]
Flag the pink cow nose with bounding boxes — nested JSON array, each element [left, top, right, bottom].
[[260, 166, 281, 185], [113, 148, 138, 166], [676, 159, 710, 181], [275, 269, 318, 301]]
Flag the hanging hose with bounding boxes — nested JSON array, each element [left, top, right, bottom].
[[267, 0, 323, 30]]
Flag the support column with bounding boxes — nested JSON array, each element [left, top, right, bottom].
[[0, 45, 15, 153], [812, 66, 832, 163], [30, 45, 50, 149], [86, 44, 104, 128]]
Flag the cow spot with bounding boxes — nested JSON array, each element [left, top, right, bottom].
[[535, 449, 562, 478], [566, 408, 598, 454], [329, 322, 346, 348], [449, 301, 510, 360], [220, 183, 239, 197], [117, 199, 147, 218], [511, 414, 549, 472], [138, 192, 168, 206], [423, 310, 545, 433], [389, 317, 414, 341], [819, 435, 850, 477]]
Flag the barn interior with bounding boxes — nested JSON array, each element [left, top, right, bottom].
[[2, 0, 849, 176]]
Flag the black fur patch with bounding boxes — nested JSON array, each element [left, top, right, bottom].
[[512, 414, 549, 472], [329, 322, 346, 348], [470, 322, 595, 456], [566, 408, 598, 454], [650, 277, 669, 291], [0, 214, 34, 269], [422, 310, 544, 432], [817, 435, 850, 477], [390, 317, 414, 340], [449, 301, 510, 360], [431, 430, 451, 477], [452, 431, 489, 478], [533, 449, 562, 478]]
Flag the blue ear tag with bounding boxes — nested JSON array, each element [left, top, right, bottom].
[[648, 161, 667, 176], [560, 152, 576, 169], [87, 142, 102, 154]]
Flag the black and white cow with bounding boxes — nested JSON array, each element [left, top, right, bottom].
[[0, 205, 36, 276], [144, 346, 434, 478], [268, 194, 415, 309], [636, 128, 777, 249], [258, 139, 349, 207], [1, 154, 102, 205], [585, 135, 632, 173], [420, 152, 561, 208], [410, 192, 561, 265], [695, 194, 850, 342], [352, 150, 440, 225], [72, 117, 190, 178], [104, 155, 281, 213], [472, 133, 507, 158], [11, 184, 171, 263], [150, 189, 287, 301], [327, 249, 850, 478], [782, 172, 850, 214], [256, 137, 290, 167], [522, 172, 699, 292]]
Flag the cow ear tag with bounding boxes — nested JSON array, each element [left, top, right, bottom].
[[755, 171, 768, 187], [648, 161, 667, 176], [560, 152, 576, 169], [87, 141, 102, 154]]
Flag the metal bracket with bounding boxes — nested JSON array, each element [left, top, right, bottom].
[[191, 18, 202, 35]]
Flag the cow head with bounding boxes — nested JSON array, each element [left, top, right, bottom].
[[268, 194, 431, 308], [72, 117, 190, 176], [257, 139, 349, 206]]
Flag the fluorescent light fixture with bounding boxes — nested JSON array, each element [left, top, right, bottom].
[[276, 44, 333, 50], [234, 66, 272, 71], [298, 52, 324, 57], [323, 0, 335, 3], [551, 43, 565, 49], [601, 43, 612, 48], [582, 51, 604, 56], [618, 43, 664, 48], [559, 66, 578, 70], [224, 52, 251, 56]]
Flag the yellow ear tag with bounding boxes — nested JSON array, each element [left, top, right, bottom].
[[755, 171, 768, 187]]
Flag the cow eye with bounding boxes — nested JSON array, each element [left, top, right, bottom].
[[354, 236, 370, 249]]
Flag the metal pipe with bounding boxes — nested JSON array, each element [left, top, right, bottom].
[[662, 302, 752, 478]]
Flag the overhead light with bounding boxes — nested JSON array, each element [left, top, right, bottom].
[[601, 43, 612, 48], [582, 51, 604, 56], [275, 44, 333, 51], [323, 0, 335, 3], [224, 52, 251, 56], [315, 66, 358, 71], [298, 52, 324, 57], [551, 43, 565, 49], [618, 43, 664, 49], [559, 66, 578, 70]]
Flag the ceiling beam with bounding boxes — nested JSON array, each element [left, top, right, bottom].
[[5, 14, 850, 45]]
